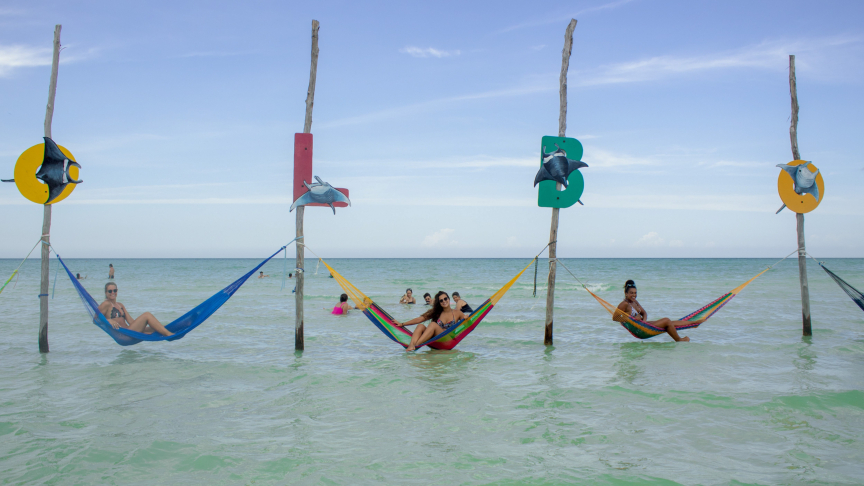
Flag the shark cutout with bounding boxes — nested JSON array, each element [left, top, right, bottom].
[[777, 161, 819, 202], [2, 137, 83, 204], [534, 143, 588, 188], [289, 176, 351, 215]]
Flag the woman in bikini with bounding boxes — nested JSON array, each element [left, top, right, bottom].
[[399, 288, 416, 304], [616, 280, 703, 342], [98, 282, 173, 336], [392, 291, 469, 351]]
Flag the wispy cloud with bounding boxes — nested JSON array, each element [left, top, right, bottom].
[[318, 84, 553, 129], [0, 45, 51, 76], [498, 0, 635, 34], [575, 36, 862, 86], [634, 231, 683, 247], [0, 44, 100, 76], [422, 228, 458, 247], [399, 46, 460, 58]]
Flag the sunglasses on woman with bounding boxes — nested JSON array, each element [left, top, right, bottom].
[[107, 289, 118, 294], [439, 297, 449, 304]]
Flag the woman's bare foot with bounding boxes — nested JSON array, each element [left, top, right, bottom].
[[406, 345, 416, 351], [677, 336, 690, 342]]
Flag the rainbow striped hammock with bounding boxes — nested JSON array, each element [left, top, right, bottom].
[[583, 269, 769, 339], [319, 258, 535, 350]]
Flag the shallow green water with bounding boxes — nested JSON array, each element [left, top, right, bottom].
[[1, 257, 863, 484]]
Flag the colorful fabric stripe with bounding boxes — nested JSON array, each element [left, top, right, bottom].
[[320, 258, 533, 350]]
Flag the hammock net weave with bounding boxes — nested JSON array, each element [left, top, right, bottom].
[[57, 247, 285, 345], [584, 268, 770, 339], [319, 258, 535, 350], [819, 263, 864, 313]]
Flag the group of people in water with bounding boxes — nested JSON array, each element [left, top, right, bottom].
[[397, 288, 472, 313]]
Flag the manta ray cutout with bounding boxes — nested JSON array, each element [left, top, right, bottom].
[[290, 176, 351, 215], [534, 143, 588, 188], [2, 137, 83, 203]]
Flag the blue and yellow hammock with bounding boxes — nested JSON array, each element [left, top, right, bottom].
[[56, 246, 287, 345]]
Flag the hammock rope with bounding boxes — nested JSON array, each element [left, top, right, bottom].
[[0, 237, 46, 297], [806, 252, 864, 313], [304, 242, 551, 350], [55, 245, 290, 346], [554, 250, 797, 339]]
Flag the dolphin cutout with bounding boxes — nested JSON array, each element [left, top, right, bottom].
[[289, 176, 351, 215], [534, 143, 588, 187], [777, 161, 819, 202]]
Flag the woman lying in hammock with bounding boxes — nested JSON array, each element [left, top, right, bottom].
[[393, 291, 469, 351], [98, 282, 174, 337], [616, 280, 703, 342]]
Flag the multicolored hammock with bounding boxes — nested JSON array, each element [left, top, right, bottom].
[[583, 269, 769, 339], [551, 255, 794, 340], [318, 258, 536, 350], [56, 246, 287, 346]]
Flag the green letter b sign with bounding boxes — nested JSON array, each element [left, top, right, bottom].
[[537, 136, 584, 209]]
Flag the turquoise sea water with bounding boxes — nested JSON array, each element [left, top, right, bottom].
[[1, 257, 863, 485]]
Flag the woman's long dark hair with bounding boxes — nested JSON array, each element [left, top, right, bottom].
[[421, 291, 449, 322]]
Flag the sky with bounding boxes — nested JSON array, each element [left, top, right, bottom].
[[1, 0, 862, 258]]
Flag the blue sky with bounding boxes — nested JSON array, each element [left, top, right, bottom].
[[1, 0, 862, 258]]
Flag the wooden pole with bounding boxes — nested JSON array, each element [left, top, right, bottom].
[[295, 19, 319, 351], [545, 19, 577, 346], [788, 54, 812, 337], [39, 24, 61, 353]]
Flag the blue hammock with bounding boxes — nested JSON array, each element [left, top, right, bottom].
[[819, 262, 864, 313], [56, 247, 286, 345]]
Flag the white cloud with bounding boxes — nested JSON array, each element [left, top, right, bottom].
[[634, 231, 683, 247], [422, 228, 457, 247], [0, 45, 52, 76], [498, 0, 635, 33], [0, 44, 100, 76], [575, 36, 862, 86], [399, 46, 460, 58]]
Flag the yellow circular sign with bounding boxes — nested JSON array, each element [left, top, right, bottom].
[[777, 159, 824, 214], [12, 143, 79, 204]]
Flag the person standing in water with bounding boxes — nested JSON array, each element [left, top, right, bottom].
[[423, 293, 432, 305], [399, 288, 416, 304], [616, 280, 703, 342], [258, 271, 269, 278], [108, 264, 114, 279], [393, 291, 469, 351], [452, 292, 473, 314], [331, 294, 356, 315], [98, 282, 173, 336]]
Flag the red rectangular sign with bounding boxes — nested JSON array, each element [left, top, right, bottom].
[[293, 133, 349, 207]]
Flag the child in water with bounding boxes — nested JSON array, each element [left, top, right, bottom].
[[332, 294, 354, 315]]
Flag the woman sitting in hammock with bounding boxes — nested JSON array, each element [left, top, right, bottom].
[[616, 280, 703, 342], [98, 282, 173, 337], [393, 291, 469, 351]]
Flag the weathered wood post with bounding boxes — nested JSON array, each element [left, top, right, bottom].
[[544, 19, 577, 346], [39, 24, 62, 353], [295, 19, 319, 351], [788, 54, 812, 337]]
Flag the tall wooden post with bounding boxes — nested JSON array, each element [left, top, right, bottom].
[[295, 19, 319, 351], [544, 19, 577, 346], [788, 55, 812, 336], [39, 24, 61, 353]]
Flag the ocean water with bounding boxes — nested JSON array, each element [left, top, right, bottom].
[[1, 256, 863, 485]]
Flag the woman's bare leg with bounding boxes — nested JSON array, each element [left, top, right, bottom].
[[652, 318, 689, 342], [406, 324, 427, 351], [128, 312, 173, 336], [414, 323, 444, 348]]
